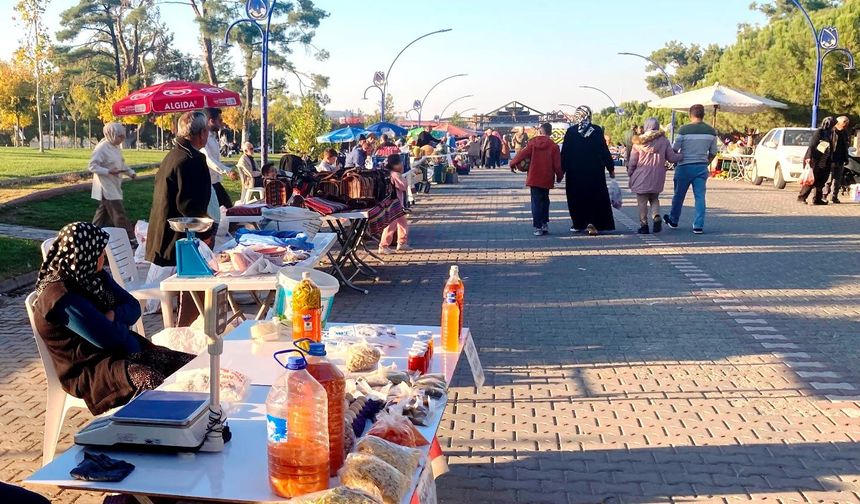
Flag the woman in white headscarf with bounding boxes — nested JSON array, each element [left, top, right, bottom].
[[89, 122, 137, 242]]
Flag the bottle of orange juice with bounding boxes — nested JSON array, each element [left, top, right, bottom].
[[267, 350, 329, 498], [292, 272, 322, 342], [443, 266, 464, 331], [441, 292, 460, 352]]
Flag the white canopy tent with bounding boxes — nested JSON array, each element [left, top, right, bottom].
[[648, 82, 788, 127]]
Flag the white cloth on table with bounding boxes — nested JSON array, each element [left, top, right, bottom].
[[89, 140, 134, 201]]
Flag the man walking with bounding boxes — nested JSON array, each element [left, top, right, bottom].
[[200, 108, 234, 209], [664, 104, 718, 234], [828, 116, 851, 203]]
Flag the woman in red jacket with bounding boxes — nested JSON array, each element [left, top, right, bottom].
[[510, 123, 563, 236]]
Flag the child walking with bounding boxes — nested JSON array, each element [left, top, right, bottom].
[[379, 154, 411, 254], [627, 118, 683, 234]]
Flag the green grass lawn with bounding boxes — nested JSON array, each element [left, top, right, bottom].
[[0, 236, 43, 280], [0, 147, 167, 179], [1, 177, 243, 231]]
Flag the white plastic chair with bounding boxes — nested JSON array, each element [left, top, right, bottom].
[[40, 237, 55, 260], [25, 292, 89, 465], [102, 227, 175, 335], [239, 186, 264, 205]]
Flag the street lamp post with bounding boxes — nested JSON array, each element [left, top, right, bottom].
[[417, 74, 467, 126], [619, 51, 679, 140], [225, 0, 277, 164], [374, 29, 452, 122], [789, 0, 855, 128], [438, 94, 473, 121], [362, 83, 384, 119]]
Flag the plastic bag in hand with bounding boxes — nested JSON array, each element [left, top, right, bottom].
[[799, 163, 815, 187], [608, 179, 623, 209]]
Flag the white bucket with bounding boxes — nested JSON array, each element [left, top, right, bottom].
[[273, 267, 340, 326]]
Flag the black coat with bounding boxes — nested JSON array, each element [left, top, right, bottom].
[[561, 124, 616, 231], [146, 139, 213, 267], [416, 131, 438, 148]]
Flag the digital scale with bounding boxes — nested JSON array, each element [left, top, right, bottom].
[[169, 217, 216, 277], [75, 284, 232, 452]]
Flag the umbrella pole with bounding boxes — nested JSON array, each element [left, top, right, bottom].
[[713, 106, 718, 129]]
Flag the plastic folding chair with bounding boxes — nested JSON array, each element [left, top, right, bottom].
[[25, 292, 90, 465], [102, 227, 175, 335]]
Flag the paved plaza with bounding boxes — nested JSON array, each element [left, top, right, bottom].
[[2, 170, 860, 503]]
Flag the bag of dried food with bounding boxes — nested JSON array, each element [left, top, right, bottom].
[[355, 435, 422, 477], [340, 453, 409, 504], [294, 485, 382, 504]]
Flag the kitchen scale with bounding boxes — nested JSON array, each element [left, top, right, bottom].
[[75, 284, 232, 452], [169, 217, 216, 277]]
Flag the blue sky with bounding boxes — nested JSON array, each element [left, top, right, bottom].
[[0, 0, 767, 117]]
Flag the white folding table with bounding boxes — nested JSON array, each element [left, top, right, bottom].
[[159, 233, 337, 321], [26, 321, 473, 504]]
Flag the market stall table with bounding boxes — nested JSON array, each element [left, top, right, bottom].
[[26, 321, 481, 504], [159, 233, 337, 321], [322, 210, 380, 295]]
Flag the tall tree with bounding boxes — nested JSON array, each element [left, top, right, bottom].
[[225, 0, 329, 143], [0, 60, 36, 147], [283, 94, 328, 158], [188, 0, 230, 84], [645, 42, 724, 97], [14, 0, 51, 152], [56, 0, 172, 87], [749, 0, 837, 19], [67, 78, 100, 147]]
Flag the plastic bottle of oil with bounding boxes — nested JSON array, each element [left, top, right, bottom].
[[443, 265, 464, 332], [441, 292, 461, 352], [291, 272, 322, 342], [266, 351, 329, 498], [303, 342, 345, 476]]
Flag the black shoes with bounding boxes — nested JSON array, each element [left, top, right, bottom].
[[812, 200, 828, 205], [832, 197, 841, 204], [663, 215, 678, 229], [652, 215, 662, 233], [637, 225, 650, 234]]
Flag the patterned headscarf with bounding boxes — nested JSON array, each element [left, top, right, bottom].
[[573, 105, 594, 138], [36, 222, 115, 311]]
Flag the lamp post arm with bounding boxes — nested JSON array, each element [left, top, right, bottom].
[[418, 73, 467, 124], [789, 0, 822, 127], [578, 86, 618, 109], [438, 94, 473, 120], [823, 47, 856, 70], [362, 85, 383, 100], [224, 18, 264, 44]]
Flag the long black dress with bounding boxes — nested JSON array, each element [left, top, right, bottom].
[[561, 124, 616, 231]]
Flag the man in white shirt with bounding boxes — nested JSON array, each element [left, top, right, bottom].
[[201, 108, 235, 209]]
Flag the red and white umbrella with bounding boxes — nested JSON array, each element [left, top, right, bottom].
[[112, 80, 242, 117]]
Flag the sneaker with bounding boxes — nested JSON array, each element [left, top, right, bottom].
[[797, 197, 807, 204], [396, 244, 412, 251], [637, 224, 650, 234], [570, 226, 581, 233], [541, 224, 549, 235], [832, 197, 841, 204], [812, 200, 828, 205], [378, 247, 395, 255], [663, 214, 678, 229], [652, 216, 662, 233], [692, 228, 704, 235], [533, 229, 544, 236], [586, 224, 598, 236]]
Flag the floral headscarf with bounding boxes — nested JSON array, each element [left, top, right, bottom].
[[573, 105, 594, 138], [36, 222, 115, 311]]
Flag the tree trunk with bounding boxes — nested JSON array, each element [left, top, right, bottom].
[[73, 118, 78, 148], [202, 37, 218, 85], [88, 119, 92, 149], [14, 116, 20, 147]]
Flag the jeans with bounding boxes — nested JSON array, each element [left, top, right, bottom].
[[530, 187, 550, 228], [669, 163, 708, 229]]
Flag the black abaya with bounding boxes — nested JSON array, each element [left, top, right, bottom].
[[561, 124, 616, 231]]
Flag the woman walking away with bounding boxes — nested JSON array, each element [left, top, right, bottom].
[[510, 123, 562, 236], [89, 122, 137, 243], [798, 116, 838, 205], [500, 134, 512, 166], [33, 223, 194, 415], [378, 154, 411, 254], [561, 105, 616, 236], [627, 118, 683, 234]]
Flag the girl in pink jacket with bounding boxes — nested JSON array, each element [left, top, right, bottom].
[[627, 118, 683, 234], [379, 154, 411, 254]]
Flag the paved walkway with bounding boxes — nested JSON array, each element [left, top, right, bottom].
[[0, 223, 56, 241], [2, 170, 860, 503]]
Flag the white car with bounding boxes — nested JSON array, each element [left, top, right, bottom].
[[751, 127, 815, 189]]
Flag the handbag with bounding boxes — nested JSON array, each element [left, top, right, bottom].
[[264, 179, 288, 207], [368, 191, 406, 235]]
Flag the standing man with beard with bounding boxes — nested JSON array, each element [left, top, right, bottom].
[[200, 108, 235, 210]]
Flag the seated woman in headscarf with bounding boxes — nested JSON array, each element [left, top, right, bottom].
[[32, 222, 195, 415]]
